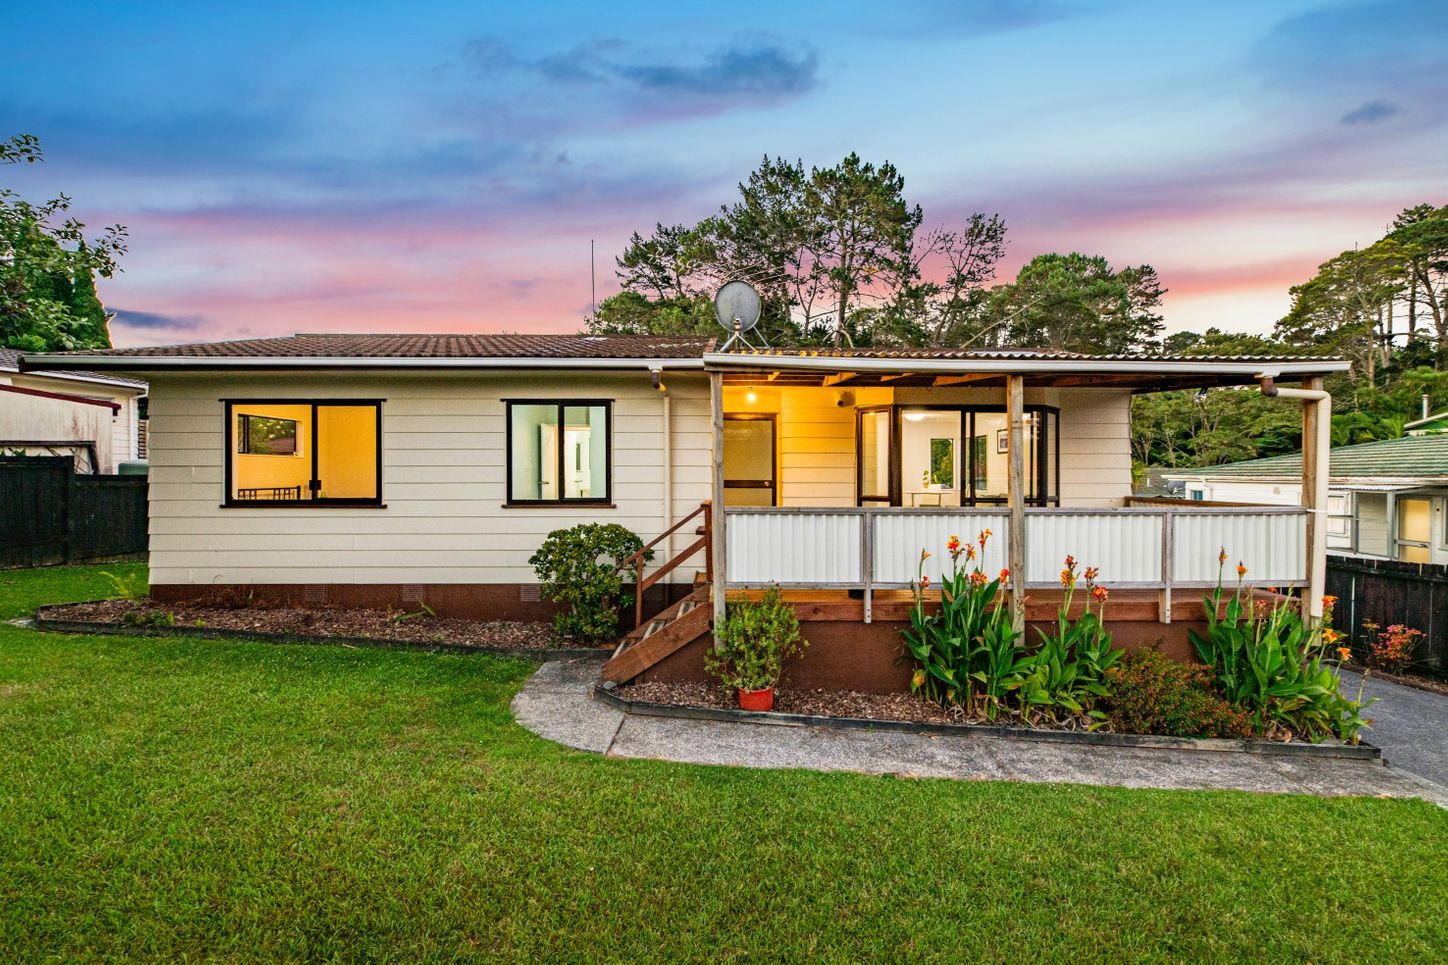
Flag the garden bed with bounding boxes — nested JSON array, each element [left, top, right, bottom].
[[35, 599, 603, 659], [604, 680, 1381, 759]]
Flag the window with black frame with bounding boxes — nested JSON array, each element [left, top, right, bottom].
[[865, 405, 1057, 506], [507, 400, 611, 504], [225, 400, 381, 505]]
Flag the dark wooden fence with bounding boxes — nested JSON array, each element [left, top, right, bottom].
[[1327, 554, 1447, 676], [0, 456, 148, 568]]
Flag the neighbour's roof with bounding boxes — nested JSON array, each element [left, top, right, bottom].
[[1404, 410, 1448, 433], [0, 346, 148, 390], [1165, 434, 1448, 483]]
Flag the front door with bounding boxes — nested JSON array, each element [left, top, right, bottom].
[[723, 415, 776, 506]]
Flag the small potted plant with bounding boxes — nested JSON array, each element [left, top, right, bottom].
[[706, 586, 806, 711]]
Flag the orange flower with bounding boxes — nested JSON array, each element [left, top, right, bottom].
[[1064, 554, 1076, 569], [966, 545, 977, 561], [1218, 547, 1229, 565], [1091, 584, 1108, 603], [1322, 595, 1338, 609], [1322, 627, 1342, 644], [1083, 566, 1099, 583], [947, 535, 961, 554], [1236, 561, 1248, 579], [970, 570, 987, 588], [999, 568, 1010, 585], [920, 575, 930, 591], [978, 529, 992, 547], [1060, 569, 1076, 588], [1337, 646, 1352, 662], [920, 549, 931, 561]]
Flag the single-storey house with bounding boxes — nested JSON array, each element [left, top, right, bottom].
[[23, 334, 1346, 690], [1165, 434, 1448, 565], [1, 346, 147, 473]]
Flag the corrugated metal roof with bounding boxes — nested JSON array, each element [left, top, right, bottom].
[[1170, 434, 1448, 482], [721, 345, 1335, 364]]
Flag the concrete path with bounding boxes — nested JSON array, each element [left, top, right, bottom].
[[1341, 669, 1448, 786], [513, 660, 1448, 805]]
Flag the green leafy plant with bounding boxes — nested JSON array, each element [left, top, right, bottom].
[[1101, 649, 1253, 738], [529, 524, 649, 643], [705, 587, 806, 692], [1016, 557, 1123, 725], [122, 609, 175, 628], [100, 570, 147, 601], [1190, 551, 1376, 743], [901, 531, 1023, 720]]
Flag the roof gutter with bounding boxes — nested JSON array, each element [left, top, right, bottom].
[[701, 353, 1350, 377], [19, 355, 709, 373]]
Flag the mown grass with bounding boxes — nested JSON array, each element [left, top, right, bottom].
[[1, 565, 1445, 961]]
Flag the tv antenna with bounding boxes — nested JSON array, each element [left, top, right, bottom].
[[714, 280, 768, 351]]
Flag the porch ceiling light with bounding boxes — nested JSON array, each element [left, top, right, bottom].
[[903, 411, 927, 421], [746, 390, 758, 403]]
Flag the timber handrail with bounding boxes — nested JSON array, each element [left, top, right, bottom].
[[624, 501, 712, 628]]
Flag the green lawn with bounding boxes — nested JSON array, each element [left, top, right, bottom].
[[1, 566, 1444, 961]]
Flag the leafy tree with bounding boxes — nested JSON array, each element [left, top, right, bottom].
[[987, 253, 1164, 354], [1, 134, 126, 352], [600, 154, 996, 347], [1388, 203, 1448, 344]]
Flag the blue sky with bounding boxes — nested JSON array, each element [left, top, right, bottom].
[[4, 0, 1444, 345]]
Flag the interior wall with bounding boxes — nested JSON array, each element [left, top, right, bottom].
[[317, 405, 378, 499], [232, 403, 312, 495]]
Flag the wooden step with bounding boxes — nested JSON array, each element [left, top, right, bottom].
[[602, 602, 711, 685], [693, 569, 708, 586]]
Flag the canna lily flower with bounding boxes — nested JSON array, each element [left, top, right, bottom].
[[999, 568, 1010, 585], [1236, 561, 1248, 579], [1091, 584, 1108, 603], [1060, 568, 1076, 588], [948, 535, 961, 553], [1064, 555, 1076, 569], [1322, 627, 1342, 644], [979, 529, 992, 547], [920, 575, 931, 591], [1083, 566, 1099, 583], [1337, 646, 1352, 662], [920, 549, 931, 561], [912, 669, 926, 689], [1219, 547, 1229, 565], [966, 545, 977, 561], [1322, 595, 1338, 609], [970, 570, 988, 588]]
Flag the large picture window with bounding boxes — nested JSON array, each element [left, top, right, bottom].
[[859, 405, 1058, 507], [507, 400, 611, 504], [224, 400, 382, 505]]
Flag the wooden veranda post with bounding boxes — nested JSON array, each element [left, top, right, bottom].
[[1302, 375, 1327, 622], [709, 370, 727, 635], [1006, 374, 1027, 633]]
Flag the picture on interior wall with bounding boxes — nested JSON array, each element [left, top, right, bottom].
[[929, 438, 954, 487], [996, 429, 1009, 453]]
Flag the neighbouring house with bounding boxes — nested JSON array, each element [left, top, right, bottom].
[[1, 346, 148, 473], [22, 334, 1346, 691], [1165, 434, 1448, 565]]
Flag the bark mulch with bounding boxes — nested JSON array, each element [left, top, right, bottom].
[[39, 598, 595, 651], [619, 680, 968, 725]]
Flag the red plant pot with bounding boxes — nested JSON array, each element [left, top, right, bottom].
[[737, 687, 775, 712]]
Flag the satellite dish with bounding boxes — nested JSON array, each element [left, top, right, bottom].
[[714, 281, 761, 333]]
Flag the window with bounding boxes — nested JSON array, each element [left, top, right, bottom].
[[1397, 497, 1432, 563], [882, 405, 1057, 507], [225, 400, 381, 505], [507, 400, 610, 504]]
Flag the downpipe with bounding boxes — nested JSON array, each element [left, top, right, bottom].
[[1258, 376, 1330, 621]]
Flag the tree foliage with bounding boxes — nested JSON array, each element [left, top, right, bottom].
[[1, 134, 126, 352], [986, 253, 1164, 354]]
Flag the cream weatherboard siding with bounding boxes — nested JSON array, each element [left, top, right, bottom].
[[1051, 388, 1134, 508], [145, 371, 711, 587]]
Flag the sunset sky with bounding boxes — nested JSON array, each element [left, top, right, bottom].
[[4, 1, 1445, 347]]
